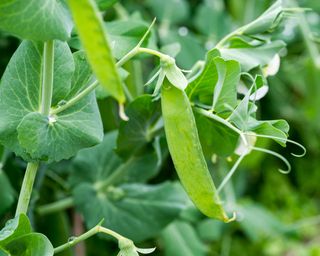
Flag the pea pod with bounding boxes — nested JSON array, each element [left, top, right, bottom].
[[67, 0, 125, 103], [161, 79, 231, 222]]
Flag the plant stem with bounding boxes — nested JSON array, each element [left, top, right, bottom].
[[51, 45, 164, 115], [15, 41, 55, 216], [94, 157, 135, 191], [194, 107, 248, 146], [15, 162, 40, 216], [37, 197, 74, 216], [138, 47, 168, 59], [51, 80, 99, 115], [41, 40, 55, 115], [54, 222, 125, 254]]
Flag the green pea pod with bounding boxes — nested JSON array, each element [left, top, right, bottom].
[[161, 79, 231, 222], [67, 0, 125, 103]]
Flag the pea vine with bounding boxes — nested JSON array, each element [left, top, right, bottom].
[[0, 0, 309, 255]]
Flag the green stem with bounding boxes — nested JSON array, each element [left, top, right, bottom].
[[138, 47, 168, 59], [37, 197, 74, 216], [215, 27, 243, 49], [41, 40, 55, 115], [15, 162, 40, 216], [15, 40, 54, 216], [54, 222, 125, 254], [94, 157, 135, 191], [51, 80, 99, 115], [51, 45, 164, 115], [194, 107, 248, 146]]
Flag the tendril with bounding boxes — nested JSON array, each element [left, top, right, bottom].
[[251, 146, 291, 174], [244, 133, 306, 157]]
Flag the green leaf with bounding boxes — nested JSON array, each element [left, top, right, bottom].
[[186, 49, 220, 103], [236, 201, 287, 241], [0, 214, 31, 245], [197, 219, 223, 241], [220, 40, 286, 71], [0, 215, 53, 256], [117, 95, 162, 158], [0, 41, 103, 162], [212, 57, 241, 113], [67, 0, 125, 103], [106, 19, 151, 59], [248, 118, 289, 146], [69, 131, 159, 187], [73, 182, 187, 242], [160, 221, 208, 256], [4, 233, 54, 256], [194, 111, 239, 158], [241, 0, 283, 35], [0, 0, 72, 41], [229, 86, 289, 146], [146, 0, 189, 24], [0, 170, 15, 215], [187, 49, 241, 113], [194, 1, 232, 40], [95, 0, 118, 10]]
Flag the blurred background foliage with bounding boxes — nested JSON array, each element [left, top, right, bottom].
[[0, 0, 319, 255]]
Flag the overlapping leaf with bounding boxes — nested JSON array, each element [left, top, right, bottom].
[[71, 131, 187, 242], [187, 48, 241, 113], [0, 214, 53, 256], [0, 41, 103, 162], [117, 95, 162, 158], [0, 0, 72, 41]]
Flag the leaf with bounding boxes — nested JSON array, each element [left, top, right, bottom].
[[248, 118, 289, 146], [73, 182, 187, 242], [69, 131, 160, 187], [187, 49, 241, 113], [95, 0, 118, 10], [0, 0, 72, 41], [186, 49, 220, 103], [228, 87, 255, 131], [106, 19, 151, 59], [197, 219, 224, 241], [0, 214, 31, 245], [160, 221, 208, 256], [67, 0, 125, 103], [236, 201, 287, 241], [228, 86, 289, 146], [194, 111, 239, 158], [0, 214, 53, 256], [0, 41, 103, 162], [212, 57, 241, 113], [146, 0, 189, 24], [241, 0, 283, 35], [117, 95, 162, 158], [220, 40, 286, 71], [0, 170, 15, 215], [4, 233, 54, 256], [194, 1, 232, 40]]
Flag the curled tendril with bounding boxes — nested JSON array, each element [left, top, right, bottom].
[[251, 146, 291, 174], [244, 133, 306, 157]]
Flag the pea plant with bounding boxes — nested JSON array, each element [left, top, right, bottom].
[[0, 0, 307, 255]]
